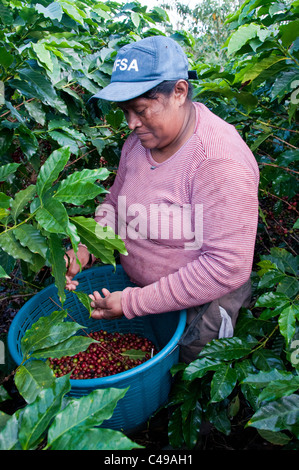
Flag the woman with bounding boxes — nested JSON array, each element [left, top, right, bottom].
[[65, 36, 259, 363]]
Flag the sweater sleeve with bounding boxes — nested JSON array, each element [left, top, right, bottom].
[[121, 158, 259, 319]]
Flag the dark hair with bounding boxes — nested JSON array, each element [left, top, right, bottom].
[[140, 80, 193, 101]]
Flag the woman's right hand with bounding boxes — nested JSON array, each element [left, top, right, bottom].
[[64, 245, 91, 291]]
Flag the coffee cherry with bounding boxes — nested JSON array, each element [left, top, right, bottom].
[[48, 330, 157, 380]]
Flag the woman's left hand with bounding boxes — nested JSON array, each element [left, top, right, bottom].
[[89, 288, 123, 320]]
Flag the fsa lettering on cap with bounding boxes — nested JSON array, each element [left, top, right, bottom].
[[113, 58, 139, 72], [91, 36, 192, 102]]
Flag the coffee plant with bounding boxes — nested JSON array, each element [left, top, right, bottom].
[[168, 248, 299, 449], [165, 0, 299, 450], [0, 0, 170, 299], [0, 302, 145, 450], [0, 0, 298, 451]]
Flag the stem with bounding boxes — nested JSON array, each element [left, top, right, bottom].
[[0, 292, 37, 302], [269, 135, 298, 150], [259, 188, 299, 214], [13, 276, 42, 291], [0, 97, 36, 119], [255, 120, 299, 135], [258, 161, 299, 176], [251, 324, 280, 354], [0, 212, 36, 237]]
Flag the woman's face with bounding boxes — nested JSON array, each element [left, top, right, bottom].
[[119, 86, 188, 152]]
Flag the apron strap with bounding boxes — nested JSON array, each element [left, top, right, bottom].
[[178, 302, 212, 346]]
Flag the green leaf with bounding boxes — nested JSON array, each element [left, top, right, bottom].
[[18, 125, 39, 159], [0, 128, 13, 156], [255, 291, 290, 310], [179, 383, 201, 420], [131, 11, 140, 28], [276, 276, 299, 298], [262, 248, 299, 275], [60, 168, 110, 185], [240, 54, 286, 84], [210, 364, 237, 403], [0, 414, 19, 450], [257, 259, 277, 276], [106, 108, 124, 129], [120, 349, 147, 360], [49, 426, 143, 450], [94, 223, 128, 255], [0, 385, 11, 403], [242, 369, 292, 388], [24, 101, 46, 126], [30, 335, 95, 359], [0, 47, 13, 69], [198, 337, 256, 361], [0, 411, 11, 428], [0, 265, 10, 279], [247, 394, 299, 432], [0, 163, 20, 181], [19, 374, 71, 450], [54, 181, 107, 205], [14, 224, 49, 259], [206, 403, 231, 435], [280, 20, 299, 47], [18, 68, 68, 115], [0, 231, 34, 264], [0, 2, 13, 26], [73, 291, 92, 316], [10, 185, 36, 222], [20, 309, 84, 357], [47, 387, 128, 449], [58, 1, 86, 25], [182, 356, 223, 381], [258, 270, 286, 289], [278, 304, 299, 344], [36, 147, 71, 199], [250, 131, 272, 151], [252, 349, 285, 371], [32, 42, 54, 73], [70, 216, 126, 266], [258, 376, 299, 403], [257, 429, 291, 446], [66, 220, 80, 252], [35, 199, 69, 234], [48, 233, 67, 304], [5, 100, 25, 124], [35, 2, 63, 21], [271, 70, 299, 102], [227, 23, 261, 55], [168, 407, 184, 449], [182, 401, 202, 449], [0, 208, 9, 220], [48, 130, 80, 156], [0, 192, 11, 209], [15, 360, 56, 404]]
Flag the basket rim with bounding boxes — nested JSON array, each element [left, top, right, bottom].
[[7, 265, 187, 387]]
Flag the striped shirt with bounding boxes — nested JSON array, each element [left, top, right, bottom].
[[95, 102, 259, 319]]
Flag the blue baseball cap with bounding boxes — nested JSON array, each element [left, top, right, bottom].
[[91, 36, 190, 102]]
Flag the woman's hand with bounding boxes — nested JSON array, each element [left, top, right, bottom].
[[89, 289, 123, 320], [64, 245, 91, 291]]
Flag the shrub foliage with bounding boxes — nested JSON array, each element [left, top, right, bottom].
[[0, 0, 298, 450]]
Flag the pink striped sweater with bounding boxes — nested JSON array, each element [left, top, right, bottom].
[[95, 102, 259, 319]]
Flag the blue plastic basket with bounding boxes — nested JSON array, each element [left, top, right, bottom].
[[8, 265, 186, 433]]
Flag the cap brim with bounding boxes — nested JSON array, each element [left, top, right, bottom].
[[90, 79, 164, 102]]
